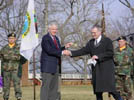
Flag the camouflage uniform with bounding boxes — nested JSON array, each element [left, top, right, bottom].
[[114, 45, 133, 100], [0, 43, 22, 100]]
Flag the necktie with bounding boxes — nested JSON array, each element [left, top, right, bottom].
[[53, 36, 59, 49], [95, 40, 97, 45]]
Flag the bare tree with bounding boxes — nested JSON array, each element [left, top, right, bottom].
[[0, 0, 28, 48], [119, 0, 134, 16], [107, 0, 134, 40], [118, 0, 134, 35], [35, 0, 101, 81], [55, 0, 100, 81], [43, 0, 49, 34], [1, 0, 125, 81], [0, 0, 14, 11]]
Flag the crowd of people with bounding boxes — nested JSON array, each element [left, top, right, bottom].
[[0, 23, 134, 100]]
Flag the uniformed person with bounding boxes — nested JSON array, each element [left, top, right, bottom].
[[0, 33, 26, 100], [114, 36, 134, 100]]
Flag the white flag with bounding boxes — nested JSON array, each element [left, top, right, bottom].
[[20, 0, 38, 61]]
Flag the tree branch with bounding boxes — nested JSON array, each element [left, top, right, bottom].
[[0, 0, 14, 10], [119, 0, 130, 8]]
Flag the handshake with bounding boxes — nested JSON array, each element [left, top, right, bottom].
[[62, 42, 73, 56], [62, 50, 72, 56]]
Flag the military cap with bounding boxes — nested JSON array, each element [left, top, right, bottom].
[[117, 36, 126, 41], [129, 36, 133, 41], [8, 33, 16, 38]]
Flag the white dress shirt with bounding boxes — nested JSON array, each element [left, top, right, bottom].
[[94, 35, 102, 45]]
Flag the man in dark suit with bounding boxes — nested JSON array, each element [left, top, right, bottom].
[[40, 23, 72, 100], [64, 25, 123, 100]]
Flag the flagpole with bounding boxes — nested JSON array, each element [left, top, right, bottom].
[[0, 60, 2, 93], [33, 51, 36, 100], [33, 10, 38, 100]]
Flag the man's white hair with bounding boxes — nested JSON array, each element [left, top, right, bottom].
[[48, 22, 58, 29], [92, 25, 102, 32]]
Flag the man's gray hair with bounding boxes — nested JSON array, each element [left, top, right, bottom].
[[91, 24, 102, 32], [48, 22, 58, 29]]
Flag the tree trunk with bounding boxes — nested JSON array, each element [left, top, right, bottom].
[[43, 0, 49, 34]]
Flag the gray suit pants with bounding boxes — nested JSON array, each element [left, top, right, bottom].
[[40, 72, 60, 100]]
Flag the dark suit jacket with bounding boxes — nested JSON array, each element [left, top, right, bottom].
[[71, 35, 116, 93], [40, 33, 65, 73]]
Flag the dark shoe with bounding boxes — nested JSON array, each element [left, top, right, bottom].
[[4, 99, 8, 100], [17, 97, 21, 100]]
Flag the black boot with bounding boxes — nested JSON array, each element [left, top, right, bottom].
[[17, 97, 21, 100], [4, 98, 8, 100]]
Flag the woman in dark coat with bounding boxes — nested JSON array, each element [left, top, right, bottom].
[[69, 25, 123, 100]]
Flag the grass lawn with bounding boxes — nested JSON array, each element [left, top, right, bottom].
[[61, 85, 113, 100], [0, 85, 114, 100]]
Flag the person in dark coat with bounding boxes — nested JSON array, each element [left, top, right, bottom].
[[40, 23, 72, 100], [64, 25, 123, 100]]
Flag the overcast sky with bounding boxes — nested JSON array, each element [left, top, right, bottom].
[[105, 0, 134, 20]]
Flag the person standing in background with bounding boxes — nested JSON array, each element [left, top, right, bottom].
[[0, 33, 27, 100], [114, 36, 134, 100]]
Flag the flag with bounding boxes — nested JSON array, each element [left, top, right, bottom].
[[20, 0, 38, 61]]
